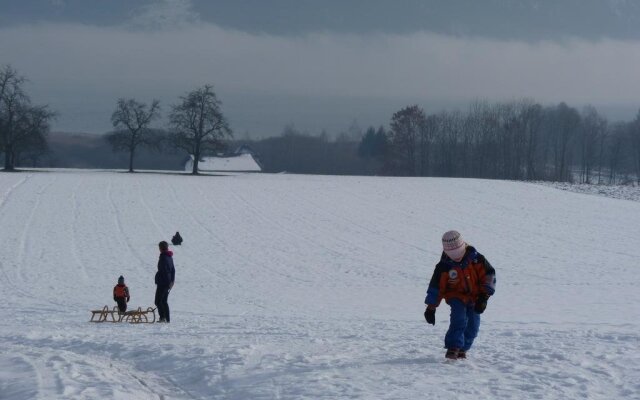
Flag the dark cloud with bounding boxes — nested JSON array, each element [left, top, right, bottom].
[[1, 1, 640, 135], [3, 0, 640, 40]]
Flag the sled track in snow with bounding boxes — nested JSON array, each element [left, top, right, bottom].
[[2, 340, 191, 400], [107, 177, 148, 267], [136, 180, 165, 239], [167, 182, 245, 298], [301, 186, 430, 255], [192, 183, 307, 285], [226, 187, 331, 283], [2, 176, 65, 306], [0, 174, 31, 214], [70, 177, 91, 282]]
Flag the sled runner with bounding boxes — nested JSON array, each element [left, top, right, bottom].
[[90, 305, 157, 323]]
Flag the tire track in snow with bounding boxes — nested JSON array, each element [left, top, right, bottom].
[[291, 187, 431, 282], [192, 183, 307, 285], [301, 185, 430, 255], [225, 187, 324, 282], [225, 187, 337, 282], [137, 179, 166, 238], [228, 184, 395, 281], [0, 259, 42, 306], [0, 174, 43, 306], [107, 177, 148, 267], [70, 177, 90, 283], [0, 173, 32, 213], [4, 337, 198, 400], [15, 176, 57, 282], [0, 352, 39, 399], [161, 180, 249, 305], [6, 176, 63, 306], [229, 186, 342, 255], [167, 182, 250, 306]]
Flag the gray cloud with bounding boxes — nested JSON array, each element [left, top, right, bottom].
[[1, 20, 639, 134], [127, 0, 200, 30], [5, 0, 640, 41]]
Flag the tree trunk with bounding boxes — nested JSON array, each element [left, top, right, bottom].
[[192, 148, 200, 175], [4, 144, 14, 171], [128, 148, 135, 173]]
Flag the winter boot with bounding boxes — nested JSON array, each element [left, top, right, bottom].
[[445, 348, 459, 360], [457, 350, 466, 359]]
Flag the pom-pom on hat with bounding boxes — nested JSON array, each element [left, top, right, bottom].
[[118, 275, 125, 284], [442, 230, 466, 261]]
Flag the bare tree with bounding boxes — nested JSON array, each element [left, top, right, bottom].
[[518, 100, 543, 180], [550, 103, 580, 182], [389, 105, 426, 176], [13, 105, 54, 166], [419, 114, 437, 176], [169, 85, 232, 175], [0, 65, 53, 171], [468, 101, 500, 179], [358, 126, 389, 174], [596, 124, 609, 184], [579, 106, 607, 184], [608, 123, 627, 184], [106, 98, 161, 172], [630, 110, 640, 184], [432, 110, 463, 177], [0, 66, 26, 170]]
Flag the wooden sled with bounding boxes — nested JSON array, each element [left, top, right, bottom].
[[90, 305, 157, 324]]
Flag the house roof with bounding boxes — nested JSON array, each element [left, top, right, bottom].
[[185, 153, 261, 172]]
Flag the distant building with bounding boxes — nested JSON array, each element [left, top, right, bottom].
[[184, 145, 262, 173]]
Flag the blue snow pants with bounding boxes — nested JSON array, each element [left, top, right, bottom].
[[444, 298, 480, 351]]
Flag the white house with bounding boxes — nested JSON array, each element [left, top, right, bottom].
[[184, 153, 262, 173]]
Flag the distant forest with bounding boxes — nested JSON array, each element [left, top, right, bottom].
[[2, 66, 640, 183], [4, 100, 640, 185]]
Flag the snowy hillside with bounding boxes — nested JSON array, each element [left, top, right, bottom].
[[0, 171, 639, 399]]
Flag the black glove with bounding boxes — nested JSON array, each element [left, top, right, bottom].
[[474, 294, 489, 314], [424, 307, 436, 325]]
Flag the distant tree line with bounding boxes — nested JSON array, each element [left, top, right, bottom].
[[234, 125, 371, 175], [357, 101, 640, 184], [3, 65, 640, 183], [232, 100, 640, 184]]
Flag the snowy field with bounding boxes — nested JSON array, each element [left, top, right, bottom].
[[534, 181, 640, 203], [0, 170, 639, 400]]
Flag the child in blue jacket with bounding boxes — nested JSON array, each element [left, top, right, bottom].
[[424, 231, 496, 359]]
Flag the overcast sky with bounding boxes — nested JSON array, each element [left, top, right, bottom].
[[2, 0, 640, 136]]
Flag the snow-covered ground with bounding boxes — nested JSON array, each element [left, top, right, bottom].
[[534, 181, 640, 203], [0, 170, 639, 400]]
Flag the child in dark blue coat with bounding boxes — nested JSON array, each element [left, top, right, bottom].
[[424, 231, 496, 359]]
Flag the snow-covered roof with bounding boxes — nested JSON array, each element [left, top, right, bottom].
[[185, 153, 261, 172]]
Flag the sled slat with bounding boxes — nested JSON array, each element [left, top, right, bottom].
[[90, 306, 156, 324]]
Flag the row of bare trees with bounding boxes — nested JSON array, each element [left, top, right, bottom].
[[106, 85, 232, 174], [367, 100, 640, 183], [0, 66, 55, 171], [0, 66, 233, 175], [3, 62, 639, 182]]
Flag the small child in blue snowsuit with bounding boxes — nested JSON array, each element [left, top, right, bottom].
[[424, 231, 496, 359]]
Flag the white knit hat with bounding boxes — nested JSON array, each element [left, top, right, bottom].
[[442, 230, 466, 261]]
